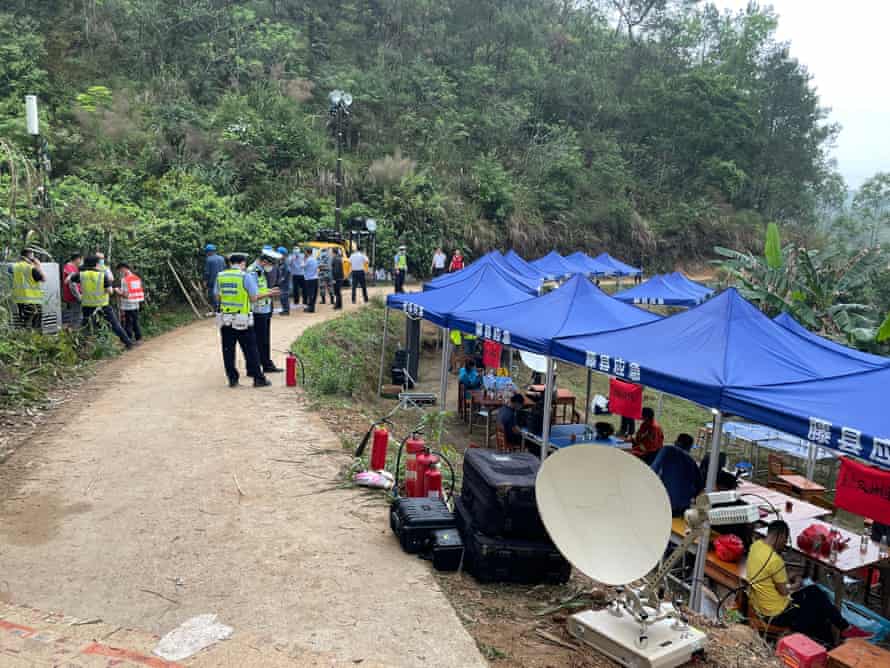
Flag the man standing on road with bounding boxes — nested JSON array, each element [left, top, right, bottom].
[[203, 244, 225, 311], [214, 252, 270, 388], [11, 249, 46, 329], [70, 255, 133, 349], [318, 248, 333, 305], [331, 248, 344, 310], [303, 250, 319, 313], [115, 262, 145, 345], [431, 247, 446, 277], [349, 247, 368, 304], [393, 245, 407, 293], [276, 246, 291, 315], [248, 249, 282, 373], [289, 246, 304, 307], [61, 253, 83, 329]]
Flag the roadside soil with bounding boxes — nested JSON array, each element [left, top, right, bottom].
[[0, 287, 485, 667]]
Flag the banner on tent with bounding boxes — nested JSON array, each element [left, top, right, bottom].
[[806, 418, 890, 469], [403, 303, 424, 317], [474, 321, 511, 345], [609, 378, 642, 420], [835, 457, 890, 524], [585, 351, 641, 383]]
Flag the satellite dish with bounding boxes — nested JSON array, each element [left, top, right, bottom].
[[519, 350, 548, 374], [365, 218, 377, 232], [536, 446, 671, 586]]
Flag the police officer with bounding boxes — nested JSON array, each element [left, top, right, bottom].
[[70, 255, 133, 349], [204, 243, 225, 311], [394, 244, 408, 293], [11, 249, 45, 329], [214, 253, 270, 388], [248, 249, 282, 373]]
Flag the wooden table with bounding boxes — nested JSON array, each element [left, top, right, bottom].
[[526, 386, 577, 423], [736, 481, 832, 523], [670, 518, 748, 591], [777, 474, 827, 503], [828, 638, 890, 668], [468, 391, 505, 445]]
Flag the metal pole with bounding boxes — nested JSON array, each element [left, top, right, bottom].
[[584, 367, 592, 424], [335, 105, 343, 236], [540, 357, 555, 462], [439, 328, 449, 407], [690, 409, 723, 612], [377, 306, 390, 396], [656, 391, 664, 420], [806, 443, 817, 480]]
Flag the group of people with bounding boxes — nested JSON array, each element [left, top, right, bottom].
[[429, 247, 464, 277], [10, 249, 145, 349]]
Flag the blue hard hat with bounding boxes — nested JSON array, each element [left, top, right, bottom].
[[277, 246, 287, 255], [205, 243, 217, 252]]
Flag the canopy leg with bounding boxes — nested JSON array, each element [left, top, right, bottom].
[[691, 409, 723, 613], [439, 328, 449, 411], [377, 307, 390, 397], [540, 357, 555, 462], [584, 367, 592, 424], [656, 391, 664, 420], [806, 443, 816, 480]]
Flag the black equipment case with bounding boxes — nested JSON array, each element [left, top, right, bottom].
[[390, 497, 455, 554], [460, 448, 548, 540], [431, 529, 464, 571], [455, 497, 571, 585]]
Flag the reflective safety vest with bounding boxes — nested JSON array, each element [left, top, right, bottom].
[[252, 264, 270, 311], [123, 273, 145, 302], [217, 268, 250, 315], [450, 330, 462, 346], [12, 261, 42, 305], [80, 270, 109, 307], [396, 253, 407, 270]]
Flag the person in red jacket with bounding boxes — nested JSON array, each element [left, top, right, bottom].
[[626, 407, 664, 464], [448, 249, 464, 272], [61, 253, 83, 329], [115, 262, 145, 344]]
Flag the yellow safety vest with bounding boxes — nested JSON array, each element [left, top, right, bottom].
[[12, 261, 43, 305], [450, 330, 462, 346], [251, 264, 270, 311], [80, 270, 109, 307], [217, 268, 250, 315], [397, 253, 407, 270]]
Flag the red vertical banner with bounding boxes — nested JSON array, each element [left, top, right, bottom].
[[482, 340, 502, 369], [609, 378, 643, 420], [835, 457, 890, 524]]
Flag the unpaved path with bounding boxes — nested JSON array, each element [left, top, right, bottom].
[[0, 290, 485, 667]]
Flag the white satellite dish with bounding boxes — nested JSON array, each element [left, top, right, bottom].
[[535, 446, 671, 586], [519, 350, 548, 374]]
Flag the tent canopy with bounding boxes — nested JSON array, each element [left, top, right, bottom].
[[773, 312, 890, 368], [423, 251, 540, 295], [593, 252, 642, 276], [387, 261, 535, 327], [503, 249, 549, 280], [449, 274, 661, 354], [613, 274, 707, 307], [530, 251, 577, 279], [565, 251, 613, 276], [552, 288, 886, 408], [666, 272, 713, 298]]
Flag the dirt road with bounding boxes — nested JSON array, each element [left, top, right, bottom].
[[0, 291, 485, 667]]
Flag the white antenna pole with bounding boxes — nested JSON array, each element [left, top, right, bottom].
[[690, 409, 723, 611], [540, 357, 555, 461], [25, 95, 39, 135]]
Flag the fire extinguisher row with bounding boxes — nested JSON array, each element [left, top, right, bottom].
[[365, 426, 455, 502]]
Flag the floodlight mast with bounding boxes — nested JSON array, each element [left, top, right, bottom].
[[329, 89, 353, 235]]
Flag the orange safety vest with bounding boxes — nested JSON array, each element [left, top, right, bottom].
[[123, 273, 145, 302]]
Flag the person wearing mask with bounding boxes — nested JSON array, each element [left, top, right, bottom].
[[213, 252, 270, 388], [431, 247, 447, 277], [69, 255, 133, 349], [318, 248, 333, 305], [330, 248, 344, 310], [448, 249, 464, 273], [349, 247, 369, 304], [61, 253, 83, 329], [626, 406, 664, 464], [289, 247, 304, 306], [11, 249, 46, 329], [276, 246, 291, 315], [203, 244, 225, 311], [650, 433, 703, 517], [497, 393, 526, 450], [747, 520, 871, 644], [393, 245, 408, 293], [303, 250, 319, 313], [248, 249, 282, 373], [114, 262, 145, 345]]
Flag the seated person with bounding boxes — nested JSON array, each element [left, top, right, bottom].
[[625, 407, 663, 464], [700, 452, 739, 490], [748, 520, 870, 644], [497, 393, 525, 449], [458, 359, 482, 391], [650, 433, 704, 517], [594, 421, 615, 441]]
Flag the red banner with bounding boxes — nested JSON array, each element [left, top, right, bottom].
[[835, 457, 890, 524], [482, 340, 502, 370], [609, 378, 642, 420]]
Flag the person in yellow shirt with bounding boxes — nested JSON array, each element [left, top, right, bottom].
[[748, 520, 869, 645]]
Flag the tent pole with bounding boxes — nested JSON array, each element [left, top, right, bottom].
[[540, 357, 555, 462], [584, 367, 592, 424], [691, 409, 723, 612], [439, 328, 449, 409], [656, 391, 664, 420], [377, 307, 390, 397], [806, 443, 816, 480]]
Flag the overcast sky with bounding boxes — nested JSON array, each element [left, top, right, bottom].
[[711, 0, 889, 190]]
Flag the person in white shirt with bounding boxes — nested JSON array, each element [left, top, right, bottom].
[[431, 247, 446, 277], [348, 249, 368, 303]]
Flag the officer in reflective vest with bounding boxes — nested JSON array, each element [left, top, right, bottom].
[[248, 249, 283, 374], [69, 255, 133, 348], [393, 245, 408, 294], [11, 250, 45, 329], [115, 262, 145, 345], [214, 253, 270, 388]]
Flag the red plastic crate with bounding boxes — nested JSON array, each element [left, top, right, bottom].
[[776, 633, 827, 668]]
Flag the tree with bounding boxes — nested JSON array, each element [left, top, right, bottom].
[[853, 172, 890, 246]]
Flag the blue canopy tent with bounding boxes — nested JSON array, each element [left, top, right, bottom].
[[565, 251, 614, 276], [613, 274, 707, 307], [423, 251, 540, 295], [592, 252, 642, 277], [666, 272, 713, 299], [773, 312, 890, 368], [490, 252, 544, 293], [503, 249, 549, 281], [530, 251, 577, 280]]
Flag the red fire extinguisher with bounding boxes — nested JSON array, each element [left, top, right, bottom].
[[425, 464, 443, 499], [415, 451, 438, 497], [369, 427, 389, 471], [404, 435, 426, 497], [286, 353, 298, 387]]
